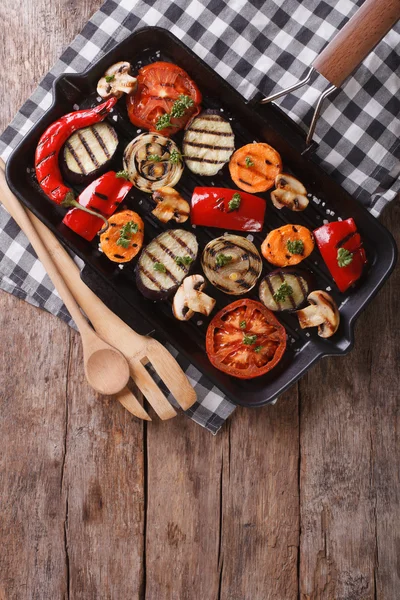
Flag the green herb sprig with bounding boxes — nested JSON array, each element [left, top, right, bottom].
[[273, 282, 294, 303], [243, 334, 257, 346], [105, 74, 115, 83], [175, 255, 193, 267], [154, 262, 166, 273], [239, 320, 246, 329], [286, 239, 304, 255], [254, 345, 263, 353], [116, 221, 139, 248], [337, 247, 353, 267], [148, 154, 162, 162], [228, 193, 241, 212], [156, 94, 194, 130], [215, 254, 232, 268], [245, 156, 254, 168], [116, 170, 130, 180]]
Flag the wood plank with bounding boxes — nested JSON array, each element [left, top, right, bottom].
[[219, 394, 300, 600], [144, 413, 223, 599], [63, 331, 145, 599], [299, 200, 400, 599], [0, 295, 69, 600]]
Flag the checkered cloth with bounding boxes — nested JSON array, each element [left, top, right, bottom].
[[0, 0, 399, 433]]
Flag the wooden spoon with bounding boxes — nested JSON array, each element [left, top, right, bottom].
[[0, 163, 130, 396]]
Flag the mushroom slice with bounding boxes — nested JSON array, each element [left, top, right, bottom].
[[296, 290, 340, 338], [271, 173, 309, 211], [152, 187, 190, 224], [97, 61, 137, 100], [173, 275, 216, 321]]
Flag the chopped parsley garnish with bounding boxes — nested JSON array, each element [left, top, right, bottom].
[[169, 149, 183, 164], [287, 239, 304, 255], [115, 170, 130, 180], [337, 247, 353, 267], [245, 156, 254, 168], [254, 345, 263, 353], [273, 282, 294, 303], [105, 74, 115, 83], [239, 320, 246, 329], [148, 154, 162, 162], [116, 221, 139, 248], [156, 113, 173, 130], [243, 334, 257, 346], [175, 255, 193, 267], [153, 262, 166, 273], [228, 192, 241, 212], [170, 94, 194, 118], [215, 254, 232, 268]]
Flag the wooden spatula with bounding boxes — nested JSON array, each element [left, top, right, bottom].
[[0, 160, 197, 420]]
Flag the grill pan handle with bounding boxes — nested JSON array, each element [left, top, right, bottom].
[[313, 0, 400, 87]]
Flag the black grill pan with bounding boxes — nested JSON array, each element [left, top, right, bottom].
[[6, 27, 397, 407]]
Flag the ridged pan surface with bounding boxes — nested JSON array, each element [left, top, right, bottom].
[[6, 27, 397, 406]]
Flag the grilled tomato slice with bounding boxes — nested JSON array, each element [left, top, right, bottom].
[[206, 299, 286, 379], [127, 62, 202, 136]]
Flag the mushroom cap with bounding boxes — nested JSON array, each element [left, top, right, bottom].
[[152, 187, 190, 223], [172, 275, 216, 321], [97, 61, 137, 100], [271, 173, 309, 211], [296, 290, 340, 338]]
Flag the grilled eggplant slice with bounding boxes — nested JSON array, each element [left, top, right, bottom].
[[123, 133, 183, 193], [259, 268, 312, 312], [136, 229, 198, 300], [202, 234, 262, 295], [61, 122, 118, 184], [183, 110, 235, 176]]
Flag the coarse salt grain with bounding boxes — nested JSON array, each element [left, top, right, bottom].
[[118, 265, 124, 270], [323, 219, 329, 224], [112, 115, 118, 121], [96, 97, 102, 103], [73, 104, 80, 110], [197, 320, 203, 326], [246, 234, 254, 242], [326, 286, 332, 291]]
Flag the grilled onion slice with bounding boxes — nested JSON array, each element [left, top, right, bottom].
[[202, 234, 262, 295], [123, 133, 183, 193]]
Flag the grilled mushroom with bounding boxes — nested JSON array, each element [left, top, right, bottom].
[[296, 290, 340, 338], [97, 62, 137, 100], [173, 275, 216, 321], [271, 174, 309, 211], [152, 187, 190, 223]]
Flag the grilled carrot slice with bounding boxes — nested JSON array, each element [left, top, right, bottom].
[[229, 143, 282, 193], [100, 210, 144, 263], [261, 224, 314, 267]]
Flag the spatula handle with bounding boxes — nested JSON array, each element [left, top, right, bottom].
[[312, 0, 400, 87]]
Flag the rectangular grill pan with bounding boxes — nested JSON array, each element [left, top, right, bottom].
[[6, 27, 397, 407]]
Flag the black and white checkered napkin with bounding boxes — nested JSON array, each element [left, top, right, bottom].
[[0, 0, 399, 433]]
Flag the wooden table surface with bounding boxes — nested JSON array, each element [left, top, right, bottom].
[[1, 2, 399, 599]]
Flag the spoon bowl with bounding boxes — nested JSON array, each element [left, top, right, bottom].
[[84, 343, 130, 396]]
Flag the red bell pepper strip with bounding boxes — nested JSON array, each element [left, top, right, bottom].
[[62, 209, 105, 242], [62, 171, 133, 241], [35, 97, 117, 205], [191, 187, 266, 232], [314, 218, 367, 292]]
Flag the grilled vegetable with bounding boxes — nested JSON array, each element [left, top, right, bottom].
[[296, 291, 340, 338], [97, 62, 137, 100], [172, 275, 216, 321], [261, 224, 314, 267], [229, 142, 282, 193], [100, 210, 144, 263], [206, 299, 287, 379], [191, 187, 266, 232], [62, 171, 133, 241], [182, 110, 235, 176], [271, 174, 309, 211], [35, 98, 117, 205], [202, 234, 262, 295], [127, 62, 202, 136], [313, 218, 367, 292], [61, 122, 118, 184], [136, 229, 198, 300], [152, 187, 190, 223], [123, 133, 183, 193], [259, 268, 312, 312]]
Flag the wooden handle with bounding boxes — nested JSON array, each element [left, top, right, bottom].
[[0, 163, 93, 335], [312, 0, 400, 87]]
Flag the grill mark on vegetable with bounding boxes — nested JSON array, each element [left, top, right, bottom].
[[168, 231, 196, 257], [113, 254, 125, 259], [95, 192, 108, 200], [78, 132, 100, 168], [65, 142, 87, 174], [265, 276, 281, 309], [39, 174, 51, 185], [186, 156, 228, 164], [92, 126, 114, 158], [155, 239, 189, 271], [297, 276, 308, 298], [239, 177, 252, 186], [199, 115, 227, 122], [336, 230, 357, 248], [50, 186, 61, 195], [146, 250, 180, 285], [148, 95, 175, 102], [235, 279, 251, 289], [184, 140, 234, 151], [278, 271, 296, 308], [188, 128, 232, 137], [139, 265, 163, 290], [35, 151, 56, 169]]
